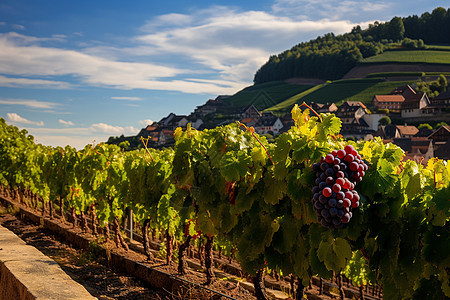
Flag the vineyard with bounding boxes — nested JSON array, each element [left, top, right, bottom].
[[0, 105, 449, 299]]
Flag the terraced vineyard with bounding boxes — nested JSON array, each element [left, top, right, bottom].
[[361, 50, 450, 64], [225, 81, 314, 110], [264, 79, 417, 112]]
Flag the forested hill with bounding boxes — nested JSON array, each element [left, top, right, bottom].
[[254, 7, 450, 84]]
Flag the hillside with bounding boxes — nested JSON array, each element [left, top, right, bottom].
[[263, 79, 418, 113], [223, 81, 314, 110], [360, 49, 450, 64], [254, 7, 450, 84]]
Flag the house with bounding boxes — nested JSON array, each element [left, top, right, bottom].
[[401, 92, 431, 119], [361, 113, 385, 131], [396, 124, 419, 138], [372, 95, 405, 112], [393, 138, 434, 163], [431, 90, 450, 106], [391, 85, 417, 97], [310, 102, 338, 113], [428, 126, 450, 157], [433, 138, 450, 159], [190, 119, 204, 129], [253, 112, 284, 136], [335, 101, 368, 124], [235, 104, 262, 119], [240, 117, 259, 127], [374, 124, 419, 139], [158, 129, 174, 146], [193, 96, 230, 117]]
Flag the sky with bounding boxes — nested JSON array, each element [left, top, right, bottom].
[[0, 0, 446, 149]]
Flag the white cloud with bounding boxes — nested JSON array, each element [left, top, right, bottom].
[[0, 75, 72, 89], [12, 24, 25, 30], [139, 119, 153, 127], [272, 0, 391, 21], [6, 113, 44, 126], [90, 123, 138, 135], [0, 98, 59, 109], [111, 96, 142, 101], [135, 8, 364, 85], [59, 119, 74, 126], [0, 6, 370, 95]]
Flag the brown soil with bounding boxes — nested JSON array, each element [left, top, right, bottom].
[[285, 78, 326, 85], [0, 210, 253, 300]]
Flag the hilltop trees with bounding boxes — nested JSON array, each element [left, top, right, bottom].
[[254, 7, 450, 84]]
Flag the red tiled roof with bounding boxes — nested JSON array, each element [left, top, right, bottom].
[[397, 125, 419, 136], [374, 95, 405, 103]]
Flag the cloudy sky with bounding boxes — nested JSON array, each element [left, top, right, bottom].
[[0, 0, 445, 149]]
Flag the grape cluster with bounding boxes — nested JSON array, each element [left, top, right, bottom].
[[311, 145, 368, 229]]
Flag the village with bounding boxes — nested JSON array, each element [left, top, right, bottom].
[[111, 84, 450, 162]]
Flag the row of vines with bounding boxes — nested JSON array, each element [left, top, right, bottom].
[[0, 105, 448, 299]]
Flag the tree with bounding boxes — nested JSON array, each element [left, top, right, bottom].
[[418, 123, 432, 130], [435, 122, 448, 129], [378, 116, 391, 126], [388, 17, 405, 41]]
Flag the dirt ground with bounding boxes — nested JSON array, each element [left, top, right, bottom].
[[0, 205, 256, 300]]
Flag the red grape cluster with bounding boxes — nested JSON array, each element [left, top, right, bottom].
[[311, 145, 368, 229]]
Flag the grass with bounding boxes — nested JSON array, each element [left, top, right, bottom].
[[361, 50, 450, 64], [265, 79, 418, 113], [224, 81, 314, 110], [366, 71, 450, 78]]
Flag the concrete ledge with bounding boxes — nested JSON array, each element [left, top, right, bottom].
[[0, 225, 96, 300]]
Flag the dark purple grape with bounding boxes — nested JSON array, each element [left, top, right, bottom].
[[328, 198, 337, 207], [319, 181, 326, 190], [337, 209, 345, 217], [336, 191, 345, 200], [333, 164, 340, 172], [313, 193, 320, 201], [312, 163, 321, 172], [326, 176, 334, 185], [320, 163, 328, 171], [332, 218, 342, 226], [329, 207, 338, 216], [321, 209, 330, 218], [337, 199, 344, 208], [339, 163, 347, 170], [315, 177, 322, 185], [312, 186, 319, 194], [314, 202, 323, 210], [319, 195, 328, 204], [325, 168, 334, 176], [320, 172, 327, 180]]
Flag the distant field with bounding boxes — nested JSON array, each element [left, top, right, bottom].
[[225, 81, 314, 110], [265, 79, 417, 112], [361, 50, 450, 64], [366, 71, 450, 78]]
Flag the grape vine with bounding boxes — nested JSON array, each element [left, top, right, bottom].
[[0, 107, 448, 299]]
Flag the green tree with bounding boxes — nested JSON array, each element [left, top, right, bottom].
[[435, 122, 448, 129], [378, 116, 391, 126], [388, 17, 405, 41], [418, 123, 432, 130]]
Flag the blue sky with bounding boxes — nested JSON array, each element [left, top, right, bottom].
[[0, 0, 446, 149]]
